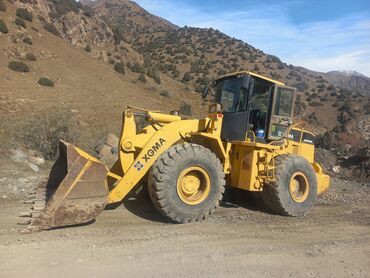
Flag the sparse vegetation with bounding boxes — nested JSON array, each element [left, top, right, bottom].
[[148, 69, 162, 84], [38, 77, 54, 87], [160, 90, 170, 97], [8, 61, 29, 72], [0, 19, 8, 34], [180, 102, 192, 116], [15, 17, 26, 28], [50, 0, 83, 18], [44, 23, 60, 36], [22, 36, 32, 45], [14, 108, 79, 159], [84, 45, 91, 52], [0, 0, 6, 12], [114, 62, 125, 74], [138, 74, 146, 83], [26, 53, 37, 61], [182, 72, 193, 83], [16, 8, 33, 22], [147, 68, 161, 84]]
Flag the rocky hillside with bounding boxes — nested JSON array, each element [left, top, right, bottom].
[[0, 0, 369, 164], [327, 70, 370, 96], [85, 0, 370, 154]]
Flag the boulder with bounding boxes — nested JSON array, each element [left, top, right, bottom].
[[106, 133, 119, 148], [99, 144, 112, 159], [28, 156, 45, 166], [28, 163, 39, 172], [332, 165, 341, 174], [9, 149, 28, 164]]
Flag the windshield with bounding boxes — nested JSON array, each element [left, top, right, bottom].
[[215, 78, 242, 113]]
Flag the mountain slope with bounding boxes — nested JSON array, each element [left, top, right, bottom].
[[1, 0, 369, 155], [327, 70, 370, 96]]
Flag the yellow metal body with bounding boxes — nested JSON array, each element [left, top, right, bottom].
[[101, 107, 329, 205], [65, 71, 329, 205]]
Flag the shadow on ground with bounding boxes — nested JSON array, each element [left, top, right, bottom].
[[120, 185, 274, 223]]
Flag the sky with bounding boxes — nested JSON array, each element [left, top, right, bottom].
[[134, 0, 370, 76]]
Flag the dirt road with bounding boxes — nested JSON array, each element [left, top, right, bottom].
[[0, 178, 369, 278]]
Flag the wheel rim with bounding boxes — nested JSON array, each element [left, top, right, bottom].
[[289, 172, 309, 203], [177, 166, 211, 205]]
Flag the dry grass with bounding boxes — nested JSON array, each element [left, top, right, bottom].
[[13, 108, 79, 159]]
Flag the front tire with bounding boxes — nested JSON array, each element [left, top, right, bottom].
[[148, 143, 225, 223], [262, 154, 317, 216]]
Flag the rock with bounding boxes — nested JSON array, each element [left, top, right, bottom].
[[99, 144, 112, 158], [9, 149, 28, 164], [332, 165, 341, 174], [28, 163, 39, 172], [28, 156, 45, 166], [344, 144, 351, 153], [106, 133, 119, 148]]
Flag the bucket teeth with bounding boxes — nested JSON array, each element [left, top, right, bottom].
[[19, 212, 32, 217], [19, 181, 48, 232], [18, 219, 32, 225]]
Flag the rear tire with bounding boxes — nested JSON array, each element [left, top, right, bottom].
[[262, 154, 317, 216], [148, 143, 225, 223]]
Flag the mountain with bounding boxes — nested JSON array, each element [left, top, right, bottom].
[[327, 70, 370, 96], [0, 0, 369, 156]]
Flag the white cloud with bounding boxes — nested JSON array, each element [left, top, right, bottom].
[[134, 0, 370, 76]]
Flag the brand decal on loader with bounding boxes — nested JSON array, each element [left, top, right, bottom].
[[134, 161, 144, 171], [142, 138, 166, 163], [134, 138, 167, 171]]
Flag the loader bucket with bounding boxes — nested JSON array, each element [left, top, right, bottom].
[[20, 141, 109, 233]]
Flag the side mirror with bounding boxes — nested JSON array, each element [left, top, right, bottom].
[[202, 87, 209, 99]]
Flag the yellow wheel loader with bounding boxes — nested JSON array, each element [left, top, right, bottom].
[[20, 71, 330, 232]]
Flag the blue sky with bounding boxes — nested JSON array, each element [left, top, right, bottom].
[[135, 0, 370, 76]]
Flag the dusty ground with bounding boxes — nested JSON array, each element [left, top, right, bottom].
[[0, 175, 369, 278]]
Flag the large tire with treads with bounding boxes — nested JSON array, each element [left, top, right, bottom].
[[148, 143, 225, 223], [262, 154, 317, 216]]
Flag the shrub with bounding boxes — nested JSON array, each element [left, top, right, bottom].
[[16, 8, 33, 22], [82, 6, 93, 17], [160, 90, 170, 97], [182, 72, 193, 83], [8, 61, 29, 72], [15, 17, 26, 28], [14, 107, 79, 159], [50, 0, 82, 18], [44, 23, 60, 36], [0, 0, 6, 12], [138, 74, 146, 83], [294, 81, 308, 92], [114, 62, 125, 74], [0, 19, 8, 34], [26, 53, 37, 61], [38, 77, 54, 87], [84, 45, 91, 52], [22, 36, 32, 45], [128, 62, 145, 73], [180, 102, 192, 116], [147, 68, 161, 84]]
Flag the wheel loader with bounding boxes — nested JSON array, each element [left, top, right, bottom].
[[20, 71, 330, 232]]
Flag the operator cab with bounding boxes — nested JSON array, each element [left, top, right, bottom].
[[212, 71, 296, 143]]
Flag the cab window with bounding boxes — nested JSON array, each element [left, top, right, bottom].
[[274, 88, 293, 117]]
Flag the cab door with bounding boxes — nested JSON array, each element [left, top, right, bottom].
[[267, 85, 296, 140]]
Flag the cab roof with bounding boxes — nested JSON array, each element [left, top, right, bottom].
[[216, 71, 285, 86]]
